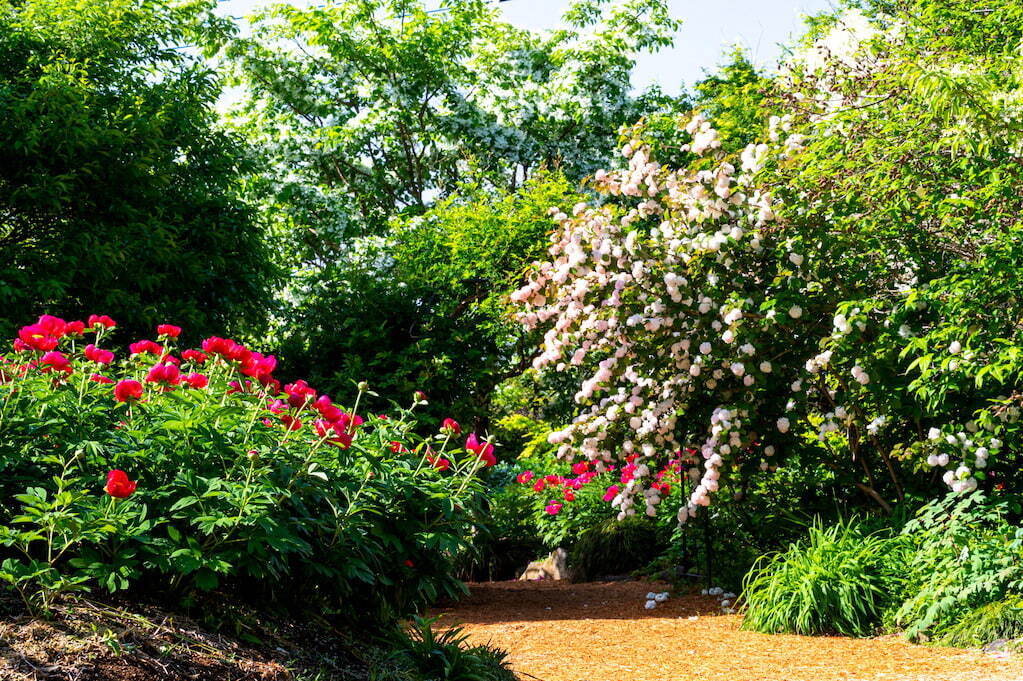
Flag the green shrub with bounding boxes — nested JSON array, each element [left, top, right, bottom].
[[937, 595, 1023, 648], [455, 481, 545, 581], [0, 315, 494, 621], [570, 516, 666, 581], [892, 492, 1023, 640], [741, 519, 907, 636]]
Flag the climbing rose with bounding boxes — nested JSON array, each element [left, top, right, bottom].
[[114, 379, 143, 403], [105, 470, 137, 499], [441, 418, 461, 435], [157, 324, 182, 338]]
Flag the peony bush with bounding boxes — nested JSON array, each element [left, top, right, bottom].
[[0, 314, 496, 617]]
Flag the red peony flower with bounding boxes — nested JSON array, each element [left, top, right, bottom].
[[284, 379, 316, 409], [227, 379, 252, 395], [114, 379, 143, 403], [87, 315, 117, 330], [404, 559, 415, 568], [156, 324, 182, 338], [183, 373, 208, 389], [202, 336, 250, 363], [129, 340, 164, 356], [90, 373, 115, 384], [390, 441, 407, 453], [313, 395, 342, 421], [145, 362, 181, 387], [84, 344, 115, 365], [18, 324, 59, 351], [241, 352, 277, 380], [563, 489, 576, 502], [545, 502, 563, 515], [465, 433, 496, 466], [38, 351, 72, 374], [428, 455, 451, 471], [36, 315, 67, 337], [280, 414, 303, 432], [105, 470, 137, 498], [602, 485, 620, 502], [314, 419, 354, 448], [516, 470, 534, 484], [181, 349, 207, 364], [335, 412, 364, 435], [64, 320, 85, 336], [441, 418, 461, 435]]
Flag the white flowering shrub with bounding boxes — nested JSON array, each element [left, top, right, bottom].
[[511, 113, 827, 523], [512, 1, 1023, 522]]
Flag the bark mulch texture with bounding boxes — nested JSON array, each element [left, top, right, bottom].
[[433, 580, 1023, 681]]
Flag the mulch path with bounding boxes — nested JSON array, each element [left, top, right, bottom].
[[433, 580, 1023, 681]]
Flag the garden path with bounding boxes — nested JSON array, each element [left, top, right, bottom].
[[434, 580, 1023, 681]]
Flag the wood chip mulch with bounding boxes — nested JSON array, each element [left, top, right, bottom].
[[433, 580, 1023, 681]]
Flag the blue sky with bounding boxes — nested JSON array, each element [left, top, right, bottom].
[[215, 0, 839, 94]]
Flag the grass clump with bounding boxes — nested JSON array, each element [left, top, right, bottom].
[[740, 519, 906, 637]]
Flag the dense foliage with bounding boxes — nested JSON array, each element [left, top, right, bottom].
[[0, 0, 276, 341], [228, 0, 681, 243], [742, 492, 1023, 640], [273, 173, 581, 428]]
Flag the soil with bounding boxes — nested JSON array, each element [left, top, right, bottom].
[[0, 595, 373, 680], [434, 579, 1023, 681]]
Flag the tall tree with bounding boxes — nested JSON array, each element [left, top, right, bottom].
[[0, 0, 276, 341], [228, 0, 683, 255]]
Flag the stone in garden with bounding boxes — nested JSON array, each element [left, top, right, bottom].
[[518, 548, 570, 581]]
